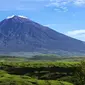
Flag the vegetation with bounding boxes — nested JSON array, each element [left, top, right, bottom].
[[0, 71, 73, 85], [0, 55, 85, 85]]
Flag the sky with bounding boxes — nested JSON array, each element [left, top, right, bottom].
[[0, 0, 85, 41]]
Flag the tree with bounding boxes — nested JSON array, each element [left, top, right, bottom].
[[74, 61, 85, 85]]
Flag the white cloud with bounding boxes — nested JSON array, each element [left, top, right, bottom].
[[49, 0, 85, 6], [0, 0, 85, 11], [66, 30, 85, 41], [54, 6, 68, 12], [47, 0, 85, 12], [74, 0, 85, 6]]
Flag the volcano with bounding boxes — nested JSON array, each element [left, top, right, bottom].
[[0, 15, 85, 56]]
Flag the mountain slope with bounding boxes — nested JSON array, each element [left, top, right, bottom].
[[0, 15, 85, 55]]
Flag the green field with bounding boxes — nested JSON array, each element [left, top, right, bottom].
[[0, 55, 85, 85]]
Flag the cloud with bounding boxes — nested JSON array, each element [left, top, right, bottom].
[[74, 0, 85, 6], [46, 0, 85, 12], [66, 30, 85, 41], [66, 30, 85, 35], [54, 7, 68, 12], [1, 0, 85, 11], [49, 0, 85, 6]]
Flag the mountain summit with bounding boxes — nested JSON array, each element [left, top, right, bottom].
[[6, 15, 28, 19], [0, 15, 85, 55]]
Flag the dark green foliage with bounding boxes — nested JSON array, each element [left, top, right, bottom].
[[0, 60, 75, 85], [0, 70, 73, 85], [0, 61, 78, 80], [72, 61, 85, 85], [0, 56, 85, 85]]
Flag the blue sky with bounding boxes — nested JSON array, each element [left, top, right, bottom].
[[0, 0, 85, 41]]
